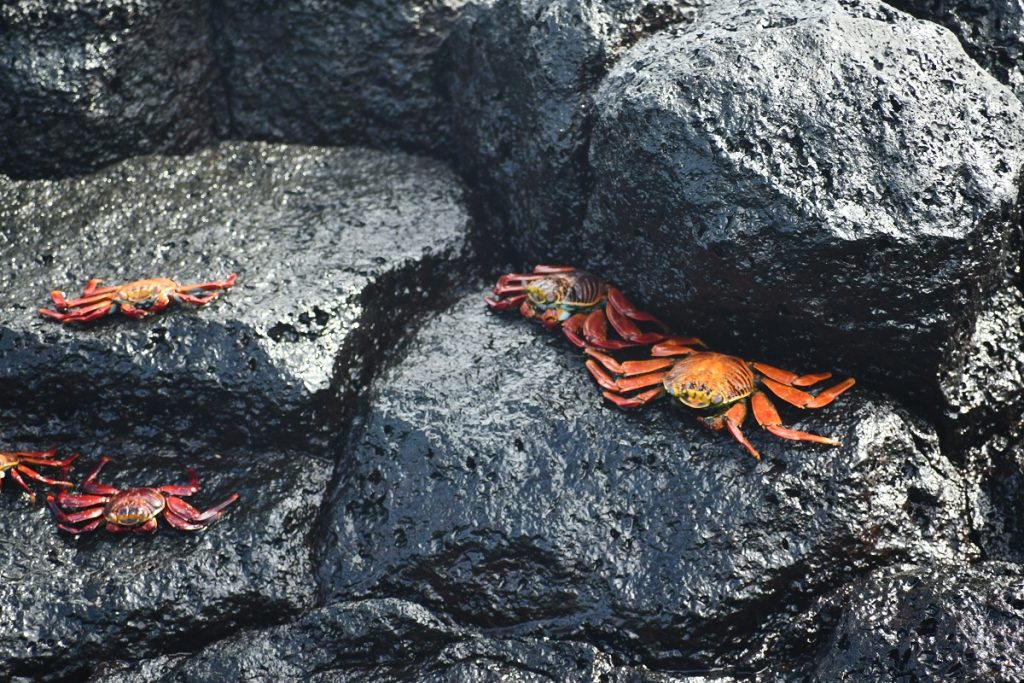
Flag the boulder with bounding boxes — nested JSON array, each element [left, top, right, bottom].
[[0, 141, 475, 449], [777, 562, 1024, 679], [579, 0, 1024, 405], [318, 290, 973, 670], [0, 0, 221, 179], [215, 0, 489, 158]]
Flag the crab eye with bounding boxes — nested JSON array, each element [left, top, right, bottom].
[[712, 393, 723, 405]]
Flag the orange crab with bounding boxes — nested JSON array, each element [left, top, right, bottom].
[[39, 273, 238, 323], [586, 338, 855, 460], [0, 448, 78, 502], [485, 265, 699, 350]]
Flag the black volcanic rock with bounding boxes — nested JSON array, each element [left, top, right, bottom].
[[0, 434, 332, 681], [576, 0, 1024, 406], [0, 141, 474, 450], [88, 599, 734, 682], [0, 1, 221, 179], [317, 291, 973, 671], [445, 0, 707, 259], [889, 0, 1024, 102], [779, 562, 1024, 680], [215, 0, 485, 158]]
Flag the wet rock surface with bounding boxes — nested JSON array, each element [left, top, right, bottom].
[[215, 0, 485, 159], [0, 1, 221, 180], [777, 562, 1024, 680], [318, 292, 973, 671], [889, 0, 1024, 101], [0, 141, 474, 449], [579, 0, 1024, 405], [0, 430, 331, 681], [0, 0, 1023, 680]]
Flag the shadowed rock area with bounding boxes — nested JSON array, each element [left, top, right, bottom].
[[0, 141, 474, 449], [0, 0, 221, 179], [318, 291, 974, 672], [775, 562, 1024, 679]]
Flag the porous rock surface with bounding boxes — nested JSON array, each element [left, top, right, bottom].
[[889, 0, 1024, 101], [579, 0, 1024, 406], [318, 292, 973, 671], [776, 562, 1024, 679], [0, 0, 221, 179], [0, 141, 474, 449]]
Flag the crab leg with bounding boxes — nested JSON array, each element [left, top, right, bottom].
[[53, 492, 111, 509], [605, 303, 665, 345], [761, 377, 856, 409], [39, 300, 116, 322], [79, 457, 122, 496], [561, 313, 589, 347], [157, 468, 201, 497], [601, 387, 665, 408], [751, 362, 832, 387], [8, 447, 58, 459], [163, 510, 207, 531], [131, 519, 159, 533], [165, 492, 239, 523], [20, 451, 79, 468], [616, 371, 670, 392], [46, 498, 105, 525], [16, 465, 74, 488], [699, 402, 761, 460], [8, 469, 37, 498], [584, 347, 626, 374], [606, 287, 664, 325], [57, 518, 106, 534], [117, 303, 151, 319], [582, 310, 638, 350], [174, 291, 224, 306], [484, 293, 526, 310], [751, 392, 840, 446], [175, 274, 238, 292], [530, 265, 577, 274], [50, 288, 118, 309], [651, 338, 703, 357]]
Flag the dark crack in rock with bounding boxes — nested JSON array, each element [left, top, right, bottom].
[[774, 562, 1024, 680], [215, 0, 489, 159], [445, 0, 709, 262], [88, 599, 731, 682], [0, 0, 222, 179], [888, 0, 1024, 102], [0, 427, 332, 681], [0, 141, 474, 450], [318, 291, 973, 672]]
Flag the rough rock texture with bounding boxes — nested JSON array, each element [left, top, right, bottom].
[[318, 291, 973, 671], [215, 0, 487, 158], [445, 0, 707, 260], [578, 0, 1024, 406], [0, 0, 221, 179], [88, 599, 718, 682], [0, 431, 331, 680], [0, 141, 474, 449], [776, 562, 1024, 680], [889, 0, 1024, 101]]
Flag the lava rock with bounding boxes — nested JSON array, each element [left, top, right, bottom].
[[0, 430, 332, 681], [575, 0, 1024, 408], [445, 0, 707, 259], [0, 0, 222, 179], [317, 290, 973, 671], [88, 599, 725, 682], [889, 0, 1024, 102], [776, 562, 1024, 679], [215, 0, 486, 159], [0, 141, 474, 450]]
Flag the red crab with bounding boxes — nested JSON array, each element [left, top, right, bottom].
[[39, 273, 238, 323], [485, 265, 699, 350], [0, 448, 77, 502], [586, 339, 855, 460], [47, 457, 239, 534]]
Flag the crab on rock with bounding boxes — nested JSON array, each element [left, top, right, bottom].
[[586, 338, 855, 460], [485, 265, 698, 350], [39, 273, 238, 323], [47, 458, 239, 534], [0, 448, 77, 502]]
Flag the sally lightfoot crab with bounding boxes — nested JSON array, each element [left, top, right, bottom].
[[486, 265, 699, 350], [0, 448, 77, 502], [586, 340, 855, 460], [39, 273, 238, 323], [47, 457, 239, 534]]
